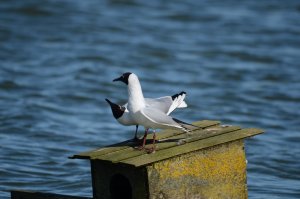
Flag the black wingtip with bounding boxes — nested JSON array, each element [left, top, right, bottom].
[[172, 91, 186, 100]]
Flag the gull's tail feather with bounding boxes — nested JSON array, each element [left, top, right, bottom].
[[167, 91, 188, 115], [173, 118, 199, 132]]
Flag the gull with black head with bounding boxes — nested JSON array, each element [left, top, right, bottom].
[[105, 90, 187, 141], [112, 72, 198, 152]]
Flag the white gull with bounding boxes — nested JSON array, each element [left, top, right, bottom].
[[113, 72, 198, 152], [105, 91, 187, 140]]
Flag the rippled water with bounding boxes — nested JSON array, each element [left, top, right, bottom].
[[1, 0, 300, 198]]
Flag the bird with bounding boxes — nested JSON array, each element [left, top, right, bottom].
[[105, 91, 187, 141], [113, 72, 198, 152]]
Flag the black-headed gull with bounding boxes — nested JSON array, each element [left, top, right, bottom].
[[105, 91, 187, 140], [113, 72, 198, 152]]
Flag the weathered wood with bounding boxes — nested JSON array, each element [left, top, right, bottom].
[[147, 140, 247, 199], [70, 120, 264, 199], [11, 190, 91, 199], [71, 120, 263, 167], [71, 120, 220, 159], [91, 126, 241, 163], [121, 128, 263, 167], [89, 138, 252, 199]]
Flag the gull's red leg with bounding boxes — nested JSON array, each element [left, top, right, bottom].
[[141, 129, 148, 148], [146, 130, 156, 153], [135, 128, 148, 150]]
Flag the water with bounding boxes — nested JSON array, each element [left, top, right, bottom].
[[1, 0, 300, 198]]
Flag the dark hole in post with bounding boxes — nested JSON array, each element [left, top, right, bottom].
[[110, 173, 132, 199]]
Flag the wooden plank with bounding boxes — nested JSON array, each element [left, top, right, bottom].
[[70, 140, 134, 160], [91, 126, 241, 162], [71, 120, 220, 159], [120, 128, 264, 167], [155, 120, 220, 140]]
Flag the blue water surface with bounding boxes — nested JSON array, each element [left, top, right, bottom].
[[0, 0, 300, 198]]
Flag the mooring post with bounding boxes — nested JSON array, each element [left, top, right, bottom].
[[72, 120, 264, 199]]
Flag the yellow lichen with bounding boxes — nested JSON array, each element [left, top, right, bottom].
[[148, 140, 247, 199]]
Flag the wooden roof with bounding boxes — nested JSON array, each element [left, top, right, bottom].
[[70, 120, 263, 167]]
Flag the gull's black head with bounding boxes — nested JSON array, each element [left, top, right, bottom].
[[113, 72, 132, 85], [105, 98, 125, 119]]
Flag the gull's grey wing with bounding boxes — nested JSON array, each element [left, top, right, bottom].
[[141, 107, 198, 132], [124, 97, 172, 113], [144, 97, 172, 114], [145, 92, 187, 115], [166, 92, 187, 115], [140, 107, 182, 128]]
